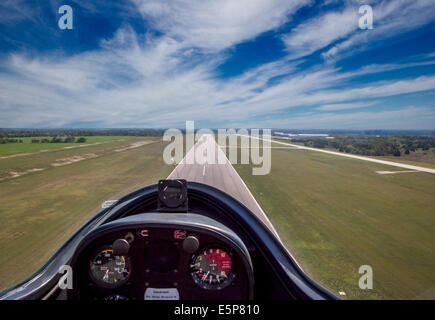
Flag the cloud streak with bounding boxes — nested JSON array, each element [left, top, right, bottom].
[[133, 0, 312, 51], [0, 0, 434, 129], [280, 0, 435, 61]]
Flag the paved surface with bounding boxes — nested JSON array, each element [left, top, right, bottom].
[[245, 135, 435, 174], [168, 134, 280, 239], [376, 170, 419, 175]]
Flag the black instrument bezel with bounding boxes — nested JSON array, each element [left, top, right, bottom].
[[69, 213, 254, 300], [88, 246, 132, 289], [190, 244, 236, 290]]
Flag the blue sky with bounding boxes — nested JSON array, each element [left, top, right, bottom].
[[0, 0, 435, 129]]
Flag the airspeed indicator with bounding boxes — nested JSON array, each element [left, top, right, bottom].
[[190, 248, 234, 290]]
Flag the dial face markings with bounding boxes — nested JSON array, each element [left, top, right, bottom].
[[190, 247, 234, 290], [89, 248, 131, 287]]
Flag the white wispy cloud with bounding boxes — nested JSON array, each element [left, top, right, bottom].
[[316, 101, 379, 111], [0, 0, 40, 24], [253, 107, 435, 130], [282, 6, 358, 59], [1, 25, 434, 129], [132, 0, 312, 51], [280, 0, 435, 61], [322, 0, 435, 60], [0, 0, 434, 129]]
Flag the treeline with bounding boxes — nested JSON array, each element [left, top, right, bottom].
[[0, 129, 165, 138], [0, 137, 87, 144], [294, 136, 435, 157], [32, 137, 86, 144], [0, 138, 24, 144]]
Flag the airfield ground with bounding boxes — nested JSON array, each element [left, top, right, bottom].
[[284, 139, 435, 170], [0, 137, 172, 291], [0, 136, 434, 300], [0, 136, 126, 156], [231, 142, 435, 299]]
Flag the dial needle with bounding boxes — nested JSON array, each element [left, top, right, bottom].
[[202, 271, 210, 281]]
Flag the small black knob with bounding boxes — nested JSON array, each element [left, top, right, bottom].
[[182, 235, 199, 253], [113, 238, 130, 256]]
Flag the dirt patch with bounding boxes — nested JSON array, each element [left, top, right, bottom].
[[51, 153, 98, 167], [0, 140, 156, 182], [114, 140, 154, 152], [0, 140, 123, 160], [0, 152, 32, 160], [0, 168, 45, 181]]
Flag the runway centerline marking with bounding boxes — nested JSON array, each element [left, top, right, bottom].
[[167, 134, 303, 270]]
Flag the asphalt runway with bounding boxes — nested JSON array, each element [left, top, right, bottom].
[[167, 134, 280, 239]]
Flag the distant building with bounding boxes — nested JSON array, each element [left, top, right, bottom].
[[273, 132, 333, 139]]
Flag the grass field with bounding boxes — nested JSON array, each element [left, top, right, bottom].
[[373, 150, 435, 170], [0, 137, 173, 291], [232, 144, 435, 299], [0, 136, 125, 156], [285, 139, 435, 170], [1, 135, 434, 299]]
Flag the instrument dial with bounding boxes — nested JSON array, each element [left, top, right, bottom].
[[190, 247, 234, 290], [89, 248, 131, 287]]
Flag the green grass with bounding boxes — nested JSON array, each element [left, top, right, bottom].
[[283, 139, 435, 170], [0, 137, 144, 180], [233, 147, 435, 300], [0, 138, 172, 291], [0, 136, 127, 156], [372, 149, 435, 170], [1, 134, 433, 299]]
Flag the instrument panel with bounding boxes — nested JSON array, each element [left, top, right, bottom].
[[71, 214, 254, 300]]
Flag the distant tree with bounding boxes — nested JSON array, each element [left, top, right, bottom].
[[313, 140, 327, 148], [50, 137, 63, 143], [63, 136, 75, 143], [405, 149, 410, 155], [31, 139, 40, 143], [5, 138, 19, 143], [76, 137, 87, 143]]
